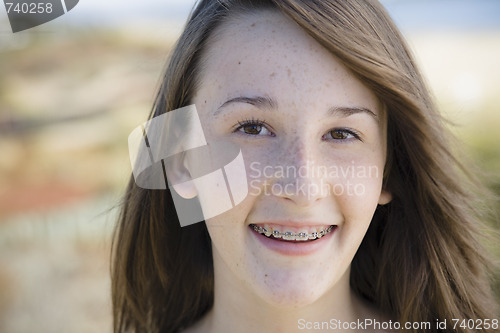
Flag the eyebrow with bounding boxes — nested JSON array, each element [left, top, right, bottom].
[[214, 95, 379, 122], [328, 106, 379, 122], [214, 96, 277, 116]]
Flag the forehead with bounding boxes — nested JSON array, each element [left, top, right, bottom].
[[198, 10, 379, 114]]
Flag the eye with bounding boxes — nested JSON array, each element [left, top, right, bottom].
[[322, 128, 361, 142], [234, 119, 275, 137]]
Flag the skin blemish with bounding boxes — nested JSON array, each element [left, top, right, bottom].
[[251, 23, 256, 27], [238, 61, 241, 65], [270, 72, 276, 78]]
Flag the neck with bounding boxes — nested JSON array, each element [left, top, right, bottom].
[[200, 255, 371, 333]]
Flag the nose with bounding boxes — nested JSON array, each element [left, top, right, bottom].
[[267, 141, 329, 207]]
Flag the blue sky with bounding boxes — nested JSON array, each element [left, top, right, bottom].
[[1, 0, 499, 33], [382, 0, 500, 31], [63, 0, 500, 32]]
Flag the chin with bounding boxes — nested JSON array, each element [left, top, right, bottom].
[[253, 269, 331, 309]]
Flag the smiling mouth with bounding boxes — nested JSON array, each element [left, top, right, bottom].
[[249, 224, 336, 242]]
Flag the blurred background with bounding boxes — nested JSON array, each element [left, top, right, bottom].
[[0, 0, 498, 332]]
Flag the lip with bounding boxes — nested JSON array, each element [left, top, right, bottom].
[[249, 223, 337, 256]]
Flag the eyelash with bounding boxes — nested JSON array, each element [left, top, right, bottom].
[[233, 119, 362, 142], [322, 128, 363, 142], [234, 118, 275, 137]]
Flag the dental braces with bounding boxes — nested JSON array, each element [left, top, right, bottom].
[[251, 224, 334, 241]]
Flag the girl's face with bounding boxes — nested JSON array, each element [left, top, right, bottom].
[[191, 11, 391, 307]]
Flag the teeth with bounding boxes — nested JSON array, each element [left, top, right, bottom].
[[283, 231, 295, 241], [296, 232, 308, 241], [251, 225, 335, 241]]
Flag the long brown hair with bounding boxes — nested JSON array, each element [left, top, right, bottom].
[[111, 1, 499, 332]]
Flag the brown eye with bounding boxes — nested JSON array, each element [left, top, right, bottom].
[[322, 128, 361, 142], [235, 120, 274, 136], [329, 130, 349, 140], [243, 124, 263, 135]]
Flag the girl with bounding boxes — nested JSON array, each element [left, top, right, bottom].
[[112, 1, 499, 332]]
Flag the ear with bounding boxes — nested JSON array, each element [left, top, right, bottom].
[[172, 180, 198, 199], [165, 152, 198, 199], [378, 188, 392, 205]]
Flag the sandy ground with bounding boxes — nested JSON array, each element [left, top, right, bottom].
[[0, 25, 175, 333], [0, 195, 117, 333]]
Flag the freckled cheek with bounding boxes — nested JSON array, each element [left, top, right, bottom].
[[334, 173, 383, 233], [338, 175, 381, 207], [203, 149, 266, 228], [242, 148, 277, 181], [205, 186, 256, 229], [206, 212, 252, 265], [325, 155, 384, 211], [208, 227, 248, 270], [331, 179, 381, 256], [206, 214, 259, 278]]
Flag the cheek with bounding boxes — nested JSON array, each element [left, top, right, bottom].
[[336, 175, 382, 222], [330, 160, 384, 254], [205, 213, 246, 270], [203, 167, 261, 240], [329, 155, 385, 220], [206, 223, 240, 260], [204, 197, 263, 284]]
